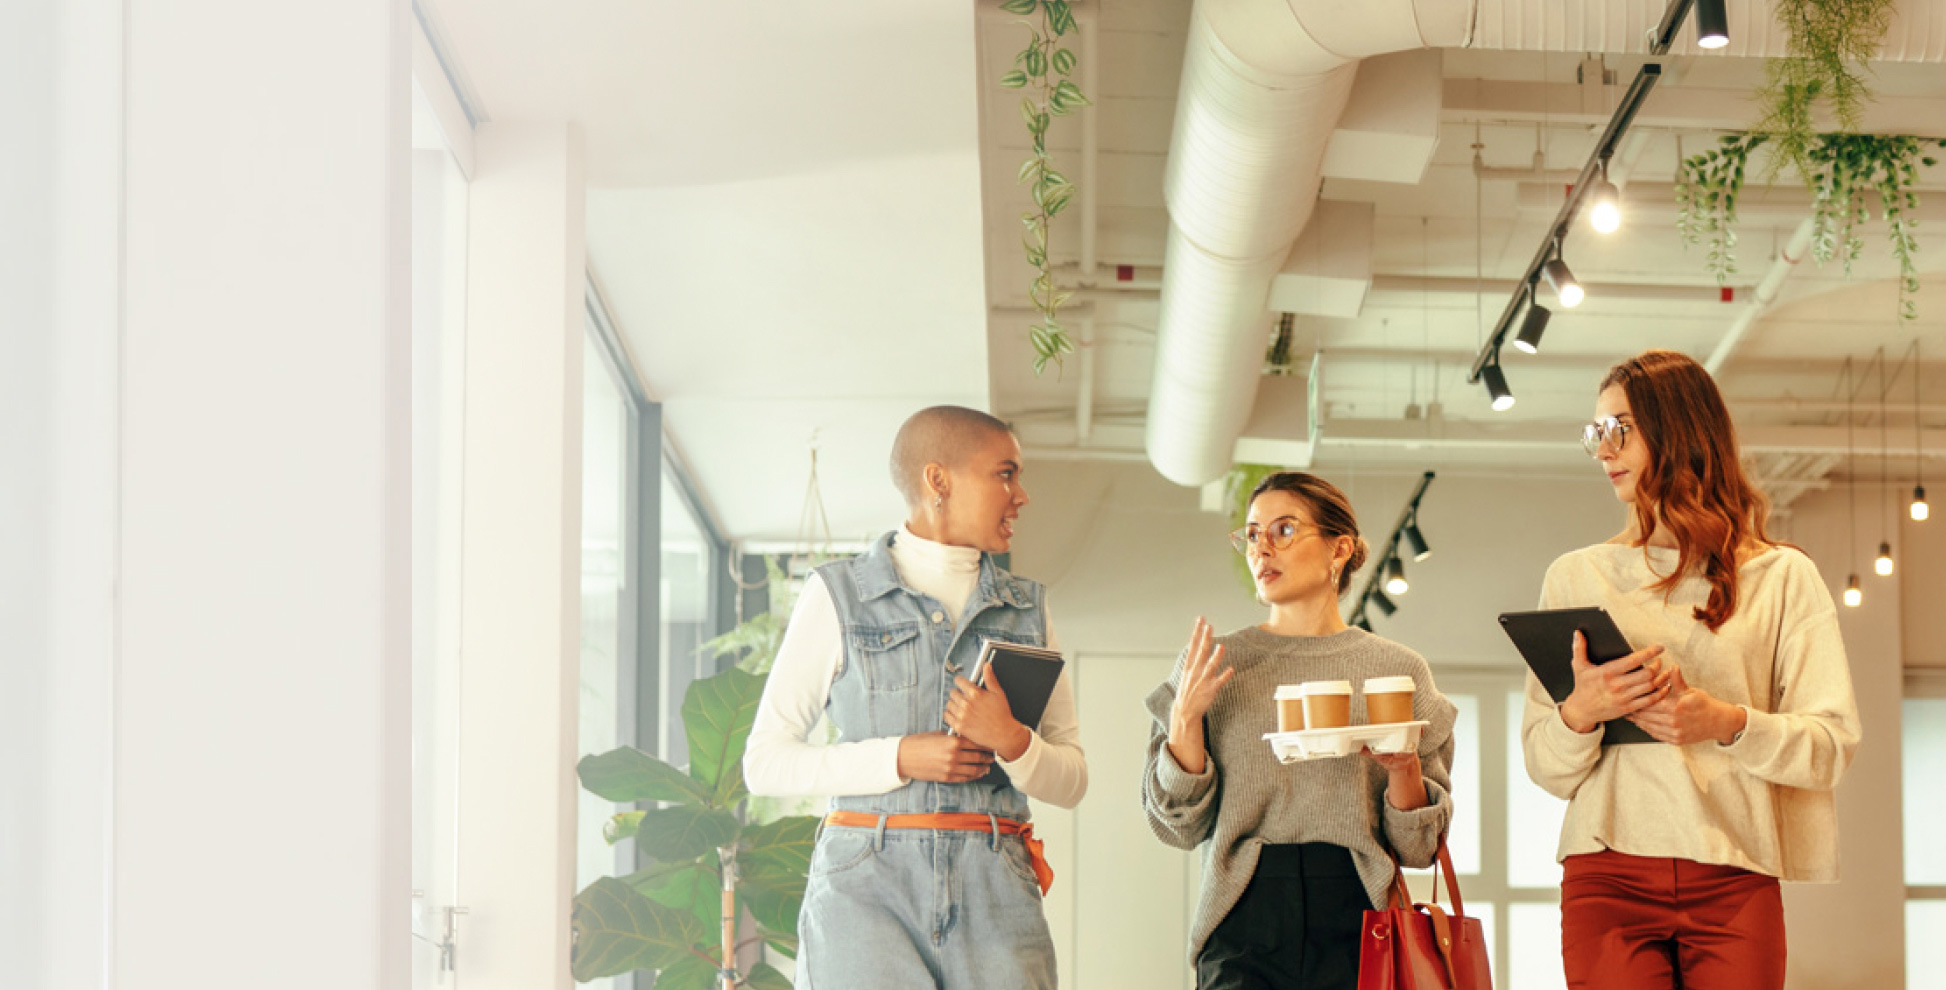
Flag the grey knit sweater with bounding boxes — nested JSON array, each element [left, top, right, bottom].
[[1142, 626, 1458, 966]]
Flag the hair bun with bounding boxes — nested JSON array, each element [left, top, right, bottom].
[[1341, 538, 1370, 595]]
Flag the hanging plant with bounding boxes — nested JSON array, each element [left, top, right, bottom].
[[1676, 133, 1944, 318], [1755, 0, 1897, 182], [998, 0, 1091, 375], [1674, 133, 1765, 283]]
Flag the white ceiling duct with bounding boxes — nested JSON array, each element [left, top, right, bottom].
[[1147, 0, 1471, 485]]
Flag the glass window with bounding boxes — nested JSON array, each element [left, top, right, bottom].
[[659, 470, 714, 764], [1904, 699, 1946, 885], [1447, 693, 1481, 874], [1509, 902, 1564, 989], [1507, 689, 1570, 888], [577, 334, 630, 990], [1910, 901, 1946, 990]]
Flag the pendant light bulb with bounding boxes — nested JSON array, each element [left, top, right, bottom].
[[1914, 485, 1931, 521], [1875, 542, 1895, 576], [1695, 0, 1730, 49], [1843, 574, 1863, 608]]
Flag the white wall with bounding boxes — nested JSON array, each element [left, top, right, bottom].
[[1013, 458, 1921, 990], [4, 1, 417, 987]]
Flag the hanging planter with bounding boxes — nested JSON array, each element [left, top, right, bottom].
[[1676, 133, 1944, 319]]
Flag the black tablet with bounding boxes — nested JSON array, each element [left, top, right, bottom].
[[1498, 607, 1656, 745]]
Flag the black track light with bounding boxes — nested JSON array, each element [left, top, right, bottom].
[[1542, 256, 1583, 308], [1384, 557, 1409, 595], [1402, 520, 1431, 562], [1354, 616, 1373, 632], [1513, 301, 1551, 354], [1695, 0, 1729, 49], [1369, 589, 1397, 617], [1482, 358, 1515, 412]]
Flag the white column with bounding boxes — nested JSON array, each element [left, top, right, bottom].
[[109, 0, 414, 988], [1781, 485, 1908, 989], [454, 121, 586, 990]]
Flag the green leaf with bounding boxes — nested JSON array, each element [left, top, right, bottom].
[[760, 927, 799, 960], [1000, 69, 1028, 89], [1054, 80, 1091, 108], [999, 0, 1037, 13], [1017, 157, 1043, 184], [1020, 97, 1039, 129], [739, 816, 816, 880], [1047, 0, 1076, 35], [579, 748, 710, 805], [1025, 46, 1046, 78], [605, 810, 646, 845], [570, 876, 709, 980], [1052, 47, 1076, 76], [744, 962, 793, 990], [637, 805, 742, 863], [641, 859, 722, 932], [652, 953, 721, 990], [682, 666, 764, 795]]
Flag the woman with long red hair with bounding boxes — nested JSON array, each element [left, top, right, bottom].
[[1521, 350, 1862, 990]]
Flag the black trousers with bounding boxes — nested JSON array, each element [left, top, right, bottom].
[[1196, 842, 1367, 990]]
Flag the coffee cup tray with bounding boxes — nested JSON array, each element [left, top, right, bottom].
[[1262, 721, 1429, 763]]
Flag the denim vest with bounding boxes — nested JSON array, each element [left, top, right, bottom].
[[816, 530, 1046, 821]]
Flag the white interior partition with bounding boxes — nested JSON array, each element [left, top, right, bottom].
[[453, 121, 586, 990], [111, 1, 415, 989]]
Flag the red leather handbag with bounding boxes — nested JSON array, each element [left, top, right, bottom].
[[1358, 840, 1493, 990]]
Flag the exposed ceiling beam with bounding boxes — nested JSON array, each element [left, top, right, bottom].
[[1443, 78, 1946, 137]]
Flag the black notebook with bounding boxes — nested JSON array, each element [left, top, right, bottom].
[[969, 639, 1066, 731], [1498, 607, 1657, 745]]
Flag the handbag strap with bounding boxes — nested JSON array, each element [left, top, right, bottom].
[[1392, 835, 1471, 920], [1421, 903, 1463, 988]]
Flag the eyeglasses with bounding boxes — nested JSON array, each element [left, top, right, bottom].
[[1581, 416, 1633, 457], [1229, 517, 1314, 555]]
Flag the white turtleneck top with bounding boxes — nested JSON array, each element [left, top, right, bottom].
[[743, 526, 1087, 808]]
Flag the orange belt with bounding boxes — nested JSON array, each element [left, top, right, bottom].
[[822, 811, 1054, 895]]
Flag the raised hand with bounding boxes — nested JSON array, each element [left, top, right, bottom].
[[945, 674, 1031, 761], [1559, 630, 1672, 733], [1626, 666, 1748, 746], [1166, 617, 1235, 775], [897, 731, 996, 783]]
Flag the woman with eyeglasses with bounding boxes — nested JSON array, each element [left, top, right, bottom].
[[1141, 472, 1458, 990], [1522, 350, 1861, 990]]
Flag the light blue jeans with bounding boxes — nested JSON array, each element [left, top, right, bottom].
[[797, 820, 1057, 990]]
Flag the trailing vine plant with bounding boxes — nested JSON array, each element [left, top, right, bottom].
[[1755, 0, 1896, 182], [998, 0, 1091, 375], [1676, 133, 1944, 318]]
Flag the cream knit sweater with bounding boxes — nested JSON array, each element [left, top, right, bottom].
[[1522, 543, 1862, 882]]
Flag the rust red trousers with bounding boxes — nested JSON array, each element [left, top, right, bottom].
[[1560, 850, 1785, 990]]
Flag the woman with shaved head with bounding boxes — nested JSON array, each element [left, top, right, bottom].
[[745, 405, 1086, 990]]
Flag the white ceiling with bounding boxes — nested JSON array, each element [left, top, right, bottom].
[[975, 0, 1946, 515], [430, 0, 1946, 541], [432, 0, 994, 544]]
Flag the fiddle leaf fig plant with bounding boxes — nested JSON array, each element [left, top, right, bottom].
[[998, 0, 1091, 375], [570, 665, 817, 989]]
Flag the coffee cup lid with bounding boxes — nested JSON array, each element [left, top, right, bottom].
[[1274, 685, 1306, 700], [1301, 680, 1353, 696], [1363, 675, 1417, 694]]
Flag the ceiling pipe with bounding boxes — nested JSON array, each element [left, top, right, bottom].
[[1075, 10, 1101, 445], [1145, 0, 1472, 486], [1704, 218, 1815, 375]]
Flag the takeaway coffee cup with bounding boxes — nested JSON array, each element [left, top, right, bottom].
[[1274, 685, 1306, 733], [1300, 680, 1353, 729], [1363, 676, 1418, 724]]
